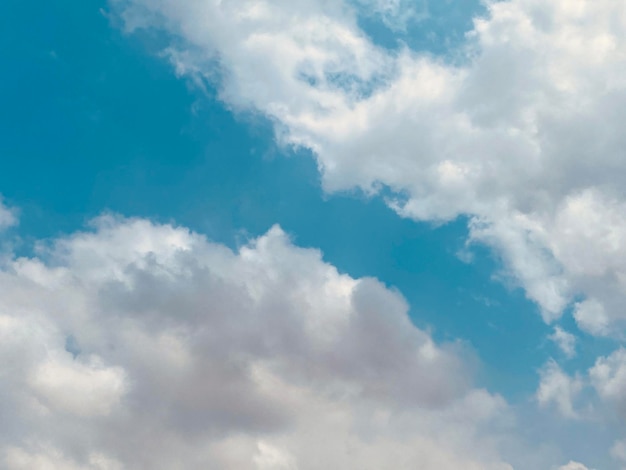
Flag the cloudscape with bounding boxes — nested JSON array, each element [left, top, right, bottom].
[[2, 0, 626, 468]]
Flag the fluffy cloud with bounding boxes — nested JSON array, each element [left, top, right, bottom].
[[0, 216, 523, 469], [109, 0, 626, 335]]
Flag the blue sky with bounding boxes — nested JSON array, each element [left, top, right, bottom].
[[1, 0, 548, 389], [2, 1, 626, 469]]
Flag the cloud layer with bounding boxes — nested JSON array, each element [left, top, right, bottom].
[[111, 0, 626, 336]]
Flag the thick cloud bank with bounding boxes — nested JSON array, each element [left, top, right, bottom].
[[0, 216, 522, 469], [111, 0, 626, 335]]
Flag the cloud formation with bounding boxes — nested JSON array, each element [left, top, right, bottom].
[[535, 348, 626, 448], [536, 359, 583, 419], [548, 326, 576, 359], [0, 197, 17, 232], [355, 0, 428, 31], [0, 216, 523, 469], [558, 462, 592, 470], [110, 0, 626, 336]]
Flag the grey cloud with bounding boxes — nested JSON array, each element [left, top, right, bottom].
[[0, 217, 516, 469]]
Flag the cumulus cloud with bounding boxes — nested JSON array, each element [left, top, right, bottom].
[[0, 215, 524, 469], [108, 0, 626, 336]]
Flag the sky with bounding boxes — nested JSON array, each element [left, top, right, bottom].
[[2, 0, 626, 468]]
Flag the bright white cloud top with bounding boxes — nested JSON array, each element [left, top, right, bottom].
[[112, 0, 626, 337]]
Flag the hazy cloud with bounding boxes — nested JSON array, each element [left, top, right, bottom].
[[0, 197, 17, 231], [549, 326, 576, 359], [536, 359, 583, 419]]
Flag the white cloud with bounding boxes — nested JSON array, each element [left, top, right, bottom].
[[589, 348, 626, 416], [29, 355, 126, 418], [0, 216, 525, 469], [109, 0, 626, 335], [0, 197, 17, 231], [549, 326, 576, 359], [573, 298, 610, 337], [536, 360, 583, 419], [532, 348, 626, 468], [558, 462, 592, 470]]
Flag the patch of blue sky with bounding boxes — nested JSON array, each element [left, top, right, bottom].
[[0, 0, 568, 403], [555, 304, 617, 376], [294, 53, 395, 101], [323, 70, 393, 100], [355, 0, 487, 59], [515, 399, 615, 470], [64, 334, 81, 359]]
